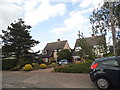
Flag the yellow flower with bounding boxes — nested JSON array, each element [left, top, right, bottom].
[[23, 64, 33, 71], [40, 64, 47, 69]]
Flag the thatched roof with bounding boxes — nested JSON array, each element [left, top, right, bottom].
[[39, 40, 67, 58], [74, 36, 105, 48]]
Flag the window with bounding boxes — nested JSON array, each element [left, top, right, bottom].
[[75, 47, 81, 52], [42, 50, 47, 55], [101, 59, 119, 67]]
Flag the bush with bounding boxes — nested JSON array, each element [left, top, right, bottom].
[[10, 65, 21, 71], [2, 59, 17, 70], [48, 62, 58, 68], [54, 60, 93, 73], [40, 64, 47, 69], [32, 63, 40, 69], [18, 60, 31, 68], [23, 64, 33, 71], [37, 58, 44, 64]]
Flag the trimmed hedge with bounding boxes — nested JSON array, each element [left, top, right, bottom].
[[54, 60, 93, 73], [2, 59, 17, 70]]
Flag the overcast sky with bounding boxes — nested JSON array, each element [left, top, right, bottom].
[[0, 0, 104, 52]]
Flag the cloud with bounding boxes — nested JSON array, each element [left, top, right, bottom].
[[0, 0, 66, 31], [0, 0, 23, 32], [31, 41, 47, 52], [79, 0, 103, 9], [51, 10, 89, 34], [24, 0, 66, 26]]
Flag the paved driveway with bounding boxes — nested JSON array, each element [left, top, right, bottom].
[[2, 68, 97, 88]]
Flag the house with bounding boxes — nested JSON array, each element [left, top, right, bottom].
[[39, 39, 71, 63], [72, 35, 106, 62]]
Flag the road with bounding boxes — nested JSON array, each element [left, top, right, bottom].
[[2, 68, 97, 88]]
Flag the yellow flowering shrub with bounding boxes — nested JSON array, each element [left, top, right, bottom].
[[40, 64, 47, 69], [49, 62, 57, 67], [23, 64, 33, 71], [51, 62, 56, 65], [32, 63, 36, 66]]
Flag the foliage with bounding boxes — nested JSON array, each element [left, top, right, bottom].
[[37, 58, 44, 64], [57, 49, 71, 61], [78, 39, 95, 60], [116, 40, 120, 55], [2, 59, 17, 70], [54, 60, 93, 73], [90, 2, 120, 35], [89, 2, 120, 55], [10, 65, 21, 71], [32, 63, 40, 69], [40, 64, 47, 69], [23, 64, 33, 71], [48, 62, 58, 68], [1, 18, 39, 65]]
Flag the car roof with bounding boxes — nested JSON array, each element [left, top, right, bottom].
[[61, 59, 67, 61], [95, 56, 120, 61]]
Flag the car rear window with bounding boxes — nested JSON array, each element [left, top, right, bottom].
[[101, 59, 119, 67]]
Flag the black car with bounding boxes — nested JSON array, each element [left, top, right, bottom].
[[89, 56, 120, 89]]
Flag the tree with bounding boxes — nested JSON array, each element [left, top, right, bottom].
[[116, 40, 120, 55], [78, 39, 95, 60], [57, 49, 71, 61], [1, 19, 39, 64], [90, 2, 120, 35], [90, 2, 120, 55]]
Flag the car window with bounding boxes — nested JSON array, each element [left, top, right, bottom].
[[101, 59, 118, 67]]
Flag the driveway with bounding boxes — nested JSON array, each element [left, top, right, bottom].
[[2, 68, 97, 88]]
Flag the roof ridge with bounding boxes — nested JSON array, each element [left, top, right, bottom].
[[76, 35, 103, 40], [47, 40, 67, 44]]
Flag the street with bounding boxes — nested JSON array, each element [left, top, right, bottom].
[[2, 68, 97, 88]]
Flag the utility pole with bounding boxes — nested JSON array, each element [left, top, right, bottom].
[[109, 2, 117, 56]]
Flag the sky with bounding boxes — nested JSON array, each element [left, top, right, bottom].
[[0, 0, 104, 52]]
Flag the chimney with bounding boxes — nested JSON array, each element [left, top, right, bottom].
[[58, 39, 60, 41], [91, 34, 95, 37]]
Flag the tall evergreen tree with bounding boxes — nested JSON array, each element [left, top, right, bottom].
[[1, 19, 39, 64]]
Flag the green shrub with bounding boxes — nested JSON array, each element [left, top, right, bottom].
[[54, 60, 93, 73], [23, 64, 33, 71], [18, 60, 31, 68], [32, 63, 40, 69], [2, 59, 17, 70], [10, 65, 21, 71], [49, 62, 57, 67], [40, 64, 47, 69]]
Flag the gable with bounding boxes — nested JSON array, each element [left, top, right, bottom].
[[74, 36, 106, 48]]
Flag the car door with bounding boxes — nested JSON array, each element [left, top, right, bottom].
[[101, 59, 120, 86]]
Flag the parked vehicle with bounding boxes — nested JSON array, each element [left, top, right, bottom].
[[59, 59, 68, 65], [89, 56, 120, 89]]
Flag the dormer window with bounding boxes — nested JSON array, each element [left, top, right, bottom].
[[75, 47, 81, 52], [54, 50, 57, 52], [42, 50, 47, 55]]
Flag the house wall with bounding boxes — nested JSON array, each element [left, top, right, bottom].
[[63, 42, 71, 50], [53, 51, 58, 60], [43, 58, 49, 62], [53, 42, 71, 60]]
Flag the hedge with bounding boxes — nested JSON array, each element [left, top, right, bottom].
[[2, 59, 17, 70], [54, 60, 93, 73]]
